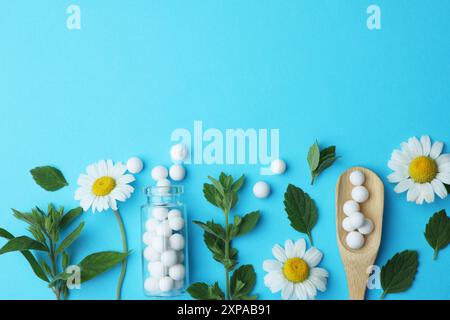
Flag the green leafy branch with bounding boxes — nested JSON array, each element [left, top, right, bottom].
[[424, 210, 450, 260], [307, 141, 339, 185], [187, 173, 260, 300]]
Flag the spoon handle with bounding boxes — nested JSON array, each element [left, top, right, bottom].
[[343, 259, 370, 300]]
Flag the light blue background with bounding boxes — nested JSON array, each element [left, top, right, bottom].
[[0, 0, 449, 300]]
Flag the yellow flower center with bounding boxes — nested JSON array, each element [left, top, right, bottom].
[[409, 156, 438, 183], [282, 258, 309, 283], [92, 176, 116, 196]]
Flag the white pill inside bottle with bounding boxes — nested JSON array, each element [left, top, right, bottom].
[[159, 276, 174, 292]]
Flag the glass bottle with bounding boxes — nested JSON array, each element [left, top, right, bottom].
[[141, 185, 189, 297]]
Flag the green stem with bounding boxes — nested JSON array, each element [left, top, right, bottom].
[[114, 209, 128, 300], [224, 209, 231, 300], [433, 249, 438, 260], [48, 239, 61, 300], [307, 232, 314, 246], [380, 291, 386, 299]]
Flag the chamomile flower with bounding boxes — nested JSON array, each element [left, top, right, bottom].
[[388, 136, 450, 204], [75, 160, 135, 212], [263, 239, 329, 300]]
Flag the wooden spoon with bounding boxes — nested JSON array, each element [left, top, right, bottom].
[[336, 167, 384, 300]]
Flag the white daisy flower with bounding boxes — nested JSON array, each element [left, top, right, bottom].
[[388, 136, 450, 204], [75, 160, 135, 212], [263, 239, 329, 300]]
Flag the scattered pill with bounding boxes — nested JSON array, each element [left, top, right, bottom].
[[126, 157, 144, 174], [343, 200, 360, 216], [358, 218, 374, 235], [151, 165, 168, 181], [144, 277, 159, 293], [148, 261, 166, 279], [169, 264, 186, 281], [170, 144, 188, 162], [153, 207, 169, 221], [253, 181, 271, 199], [159, 276, 175, 292], [270, 159, 287, 174], [342, 217, 355, 232], [169, 233, 185, 251], [346, 231, 365, 250], [144, 246, 161, 262], [169, 164, 186, 181], [349, 170, 365, 186], [161, 250, 178, 267], [348, 212, 365, 229], [352, 186, 370, 203], [169, 216, 184, 231], [168, 209, 182, 220]]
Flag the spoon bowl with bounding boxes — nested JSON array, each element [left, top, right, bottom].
[[336, 167, 384, 300]]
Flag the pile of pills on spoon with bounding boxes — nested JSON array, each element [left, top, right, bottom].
[[143, 208, 186, 294], [342, 170, 374, 250]]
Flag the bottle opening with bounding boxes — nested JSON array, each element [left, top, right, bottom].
[[144, 185, 184, 197]]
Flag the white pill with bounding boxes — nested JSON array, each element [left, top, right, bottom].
[[144, 246, 161, 262], [144, 277, 159, 293], [169, 164, 186, 181], [170, 144, 188, 162], [168, 209, 182, 219], [152, 236, 169, 252], [178, 251, 185, 263], [169, 217, 185, 231], [148, 261, 167, 279], [346, 231, 365, 250], [142, 232, 153, 246], [348, 212, 365, 229], [342, 217, 355, 232], [156, 179, 171, 193], [343, 200, 360, 216], [169, 264, 186, 281], [169, 234, 185, 251], [151, 165, 168, 181], [145, 218, 159, 232], [156, 221, 173, 237], [350, 170, 365, 186], [161, 250, 178, 267], [153, 207, 169, 220], [358, 218, 374, 235], [270, 159, 287, 174], [253, 181, 271, 199], [159, 276, 174, 292], [126, 157, 144, 174], [174, 280, 184, 290], [352, 186, 370, 203]]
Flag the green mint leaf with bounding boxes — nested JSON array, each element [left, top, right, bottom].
[[231, 175, 245, 193], [233, 211, 260, 238], [30, 166, 68, 192], [0, 236, 48, 254], [12, 209, 34, 225], [424, 210, 450, 260], [203, 183, 223, 209], [209, 176, 225, 195], [0, 228, 49, 282], [320, 145, 336, 158], [380, 250, 419, 298], [284, 184, 318, 245], [315, 156, 338, 176], [307, 141, 320, 172], [59, 207, 83, 230], [194, 220, 226, 240], [219, 173, 233, 191], [187, 282, 225, 300], [56, 222, 85, 255], [78, 251, 128, 283], [62, 252, 70, 270], [230, 264, 257, 300]]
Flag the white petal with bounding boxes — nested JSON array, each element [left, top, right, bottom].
[[80, 194, 94, 211], [394, 179, 414, 194], [294, 239, 306, 258], [113, 162, 127, 178], [303, 247, 323, 267], [86, 163, 100, 179], [272, 244, 287, 262], [422, 183, 435, 204], [406, 183, 420, 202], [264, 271, 286, 293], [415, 184, 426, 205], [309, 274, 327, 292], [311, 267, 329, 278], [391, 149, 410, 165], [400, 142, 413, 160], [284, 240, 295, 259], [294, 283, 308, 300], [437, 172, 450, 185], [97, 160, 108, 177], [436, 154, 450, 166], [431, 179, 448, 199], [118, 174, 135, 185], [408, 137, 423, 157], [110, 189, 127, 202], [420, 136, 431, 156], [74, 187, 91, 200], [430, 141, 444, 159], [77, 174, 94, 187], [263, 259, 282, 272], [281, 282, 294, 300], [387, 171, 409, 183], [303, 279, 317, 299], [106, 160, 114, 176], [438, 162, 450, 173], [109, 197, 118, 211], [388, 160, 408, 172]]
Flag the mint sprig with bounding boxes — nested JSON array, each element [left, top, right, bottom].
[[307, 141, 338, 185], [424, 210, 450, 260]]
